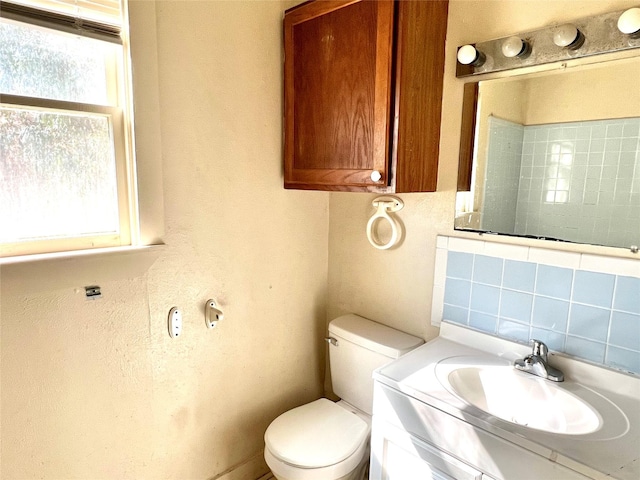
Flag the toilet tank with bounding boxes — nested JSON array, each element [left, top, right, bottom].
[[328, 314, 423, 415]]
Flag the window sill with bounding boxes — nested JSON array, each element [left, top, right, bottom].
[[0, 244, 165, 265], [0, 244, 166, 295]]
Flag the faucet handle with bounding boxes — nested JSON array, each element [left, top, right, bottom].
[[531, 339, 548, 360]]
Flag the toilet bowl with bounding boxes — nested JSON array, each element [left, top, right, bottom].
[[264, 399, 370, 480], [264, 315, 424, 480]]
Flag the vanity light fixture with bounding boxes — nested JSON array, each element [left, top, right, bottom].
[[618, 7, 640, 38], [553, 24, 585, 49], [457, 44, 486, 67], [456, 5, 640, 77], [501, 36, 531, 58]]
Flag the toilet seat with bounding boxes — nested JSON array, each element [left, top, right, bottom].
[[265, 399, 369, 469], [264, 441, 369, 480]]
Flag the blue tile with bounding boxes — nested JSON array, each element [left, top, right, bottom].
[[614, 276, 640, 314], [591, 124, 607, 139], [621, 137, 638, 152], [469, 311, 498, 334], [534, 126, 548, 142], [564, 336, 606, 364], [604, 138, 622, 152], [443, 305, 469, 325], [608, 311, 640, 350], [500, 290, 533, 323], [573, 270, 615, 308], [549, 127, 564, 141], [470, 284, 500, 315], [575, 138, 589, 153], [568, 304, 611, 342], [532, 296, 569, 332], [523, 129, 535, 142], [444, 278, 471, 308], [535, 265, 573, 300], [605, 346, 640, 374], [503, 260, 536, 292], [622, 120, 640, 138], [530, 327, 565, 352], [498, 319, 530, 343], [589, 138, 605, 152], [446, 252, 473, 280], [576, 124, 591, 140], [472, 255, 503, 286]]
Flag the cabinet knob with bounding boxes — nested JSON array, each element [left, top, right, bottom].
[[370, 170, 382, 182]]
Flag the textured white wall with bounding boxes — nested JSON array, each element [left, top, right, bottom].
[[0, 1, 329, 478]]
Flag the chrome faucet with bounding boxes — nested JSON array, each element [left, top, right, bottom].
[[514, 340, 564, 382]]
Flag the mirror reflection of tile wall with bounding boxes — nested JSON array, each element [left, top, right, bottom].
[[483, 116, 640, 247], [482, 116, 524, 234]]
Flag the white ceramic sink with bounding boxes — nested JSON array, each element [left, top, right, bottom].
[[436, 356, 606, 435]]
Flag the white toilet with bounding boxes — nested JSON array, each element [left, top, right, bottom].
[[264, 314, 424, 480]]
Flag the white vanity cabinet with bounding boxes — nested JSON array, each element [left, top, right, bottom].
[[369, 325, 640, 480], [370, 382, 591, 480]]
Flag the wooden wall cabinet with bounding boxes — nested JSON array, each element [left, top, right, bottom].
[[283, 0, 449, 192]]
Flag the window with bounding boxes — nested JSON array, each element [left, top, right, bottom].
[[0, 0, 136, 258], [545, 142, 573, 204]]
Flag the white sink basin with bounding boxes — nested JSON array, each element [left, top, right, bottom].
[[435, 356, 615, 436]]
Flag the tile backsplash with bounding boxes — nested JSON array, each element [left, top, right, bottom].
[[432, 236, 640, 375]]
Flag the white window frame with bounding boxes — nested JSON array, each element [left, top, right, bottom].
[[0, 0, 138, 259]]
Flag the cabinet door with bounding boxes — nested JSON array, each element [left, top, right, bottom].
[[370, 417, 483, 480], [283, 0, 394, 191]]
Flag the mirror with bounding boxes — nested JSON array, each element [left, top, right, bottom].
[[455, 57, 640, 250]]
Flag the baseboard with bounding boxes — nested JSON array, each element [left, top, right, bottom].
[[209, 450, 270, 480]]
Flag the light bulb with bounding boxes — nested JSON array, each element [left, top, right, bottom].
[[618, 8, 640, 37], [501, 36, 530, 58], [457, 45, 486, 66], [553, 24, 585, 49]]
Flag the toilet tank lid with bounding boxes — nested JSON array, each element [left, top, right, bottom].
[[329, 314, 424, 359]]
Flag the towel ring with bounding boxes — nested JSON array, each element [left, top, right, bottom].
[[366, 196, 404, 250]]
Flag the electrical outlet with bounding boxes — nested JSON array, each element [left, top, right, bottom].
[[168, 307, 182, 338]]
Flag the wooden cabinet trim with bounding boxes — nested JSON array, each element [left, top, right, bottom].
[[392, 0, 449, 193], [457, 82, 479, 192], [372, 0, 395, 183], [284, 0, 361, 24]]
